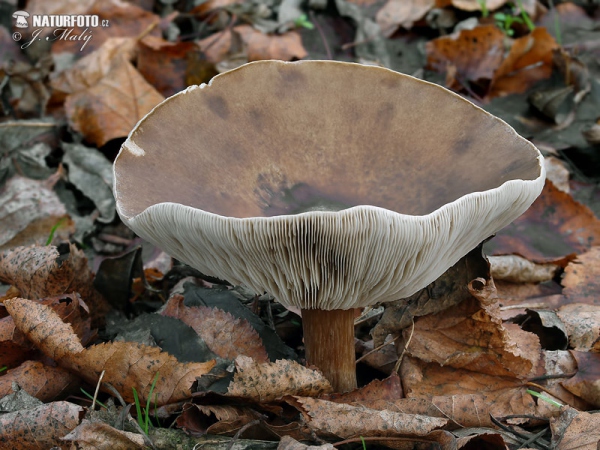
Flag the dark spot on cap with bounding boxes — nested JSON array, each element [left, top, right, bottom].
[[279, 66, 306, 85], [206, 94, 229, 120]]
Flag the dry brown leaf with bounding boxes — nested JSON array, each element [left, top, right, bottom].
[[400, 357, 544, 424], [563, 247, 600, 307], [561, 351, 600, 408], [5, 297, 215, 405], [26, 0, 95, 16], [64, 56, 164, 147], [63, 341, 216, 405], [176, 403, 261, 435], [4, 297, 85, 361], [278, 436, 335, 449], [0, 244, 109, 320], [227, 356, 332, 402], [376, 0, 435, 36], [404, 286, 541, 378], [161, 295, 268, 363], [0, 401, 83, 449], [557, 304, 600, 351], [0, 361, 79, 402], [551, 406, 600, 450], [489, 255, 559, 283], [50, 0, 160, 56], [0, 174, 68, 250], [544, 156, 570, 193], [137, 36, 199, 97], [0, 293, 93, 370], [290, 396, 447, 438], [198, 29, 234, 64], [234, 25, 307, 61], [451, 0, 536, 14], [323, 374, 403, 404], [489, 28, 558, 98], [426, 25, 505, 90], [51, 37, 138, 95], [487, 180, 600, 263], [62, 419, 145, 449]]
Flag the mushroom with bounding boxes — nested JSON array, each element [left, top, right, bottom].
[[12, 10, 29, 28], [113, 60, 545, 392]]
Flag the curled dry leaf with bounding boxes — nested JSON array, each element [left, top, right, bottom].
[[426, 25, 505, 90], [557, 304, 600, 351], [489, 28, 558, 99], [62, 419, 145, 449], [0, 361, 79, 402], [198, 29, 234, 65], [233, 25, 307, 61], [64, 56, 165, 147], [544, 156, 570, 193], [227, 356, 332, 402], [489, 255, 559, 283], [289, 396, 447, 438], [0, 401, 83, 450], [0, 244, 109, 320], [176, 404, 261, 436], [161, 295, 268, 363], [487, 180, 600, 262], [375, 0, 435, 36]]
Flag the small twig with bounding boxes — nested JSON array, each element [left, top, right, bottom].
[[91, 370, 105, 410], [393, 318, 414, 373], [528, 371, 577, 382], [226, 419, 260, 450], [489, 414, 550, 449], [518, 427, 550, 449], [309, 10, 332, 60]]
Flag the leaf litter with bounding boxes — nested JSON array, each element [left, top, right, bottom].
[[2, 0, 600, 448]]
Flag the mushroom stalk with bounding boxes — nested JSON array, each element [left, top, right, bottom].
[[302, 308, 357, 392]]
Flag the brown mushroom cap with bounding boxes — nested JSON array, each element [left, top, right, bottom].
[[114, 60, 544, 310]]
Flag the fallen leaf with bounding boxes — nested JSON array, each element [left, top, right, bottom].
[[375, 0, 435, 36], [198, 29, 234, 65], [278, 436, 335, 449], [50, 0, 160, 56], [0, 174, 68, 249], [161, 295, 269, 363], [64, 56, 164, 147], [234, 25, 307, 61], [0, 361, 79, 402], [551, 406, 600, 450], [63, 142, 115, 223], [562, 247, 600, 307], [290, 396, 447, 438], [404, 282, 541, 378], [544, 155, 570, 193], [486, 180, 600, 262], [489, 254, 559, 283], [50, 37, 138, 95], [0, 401, 83, 449], [176, 403, 261, 436], [557, 304, 600, 351], [426, 25, 505, 90], [489, 28, 558, 98], [561, 351, 600, 407], [227, 356, 332, 402], [0, 244, 110, 320], [137, 36, 199, 97], [322, 374, 403, 403], [61, 419, 145, 448]]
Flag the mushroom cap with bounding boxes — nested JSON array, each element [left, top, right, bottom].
[[114, 60, 544, 310], [13, 10, 29, 17]]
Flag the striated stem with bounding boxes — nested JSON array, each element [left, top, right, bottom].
[[302, 308, 357, 392]]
